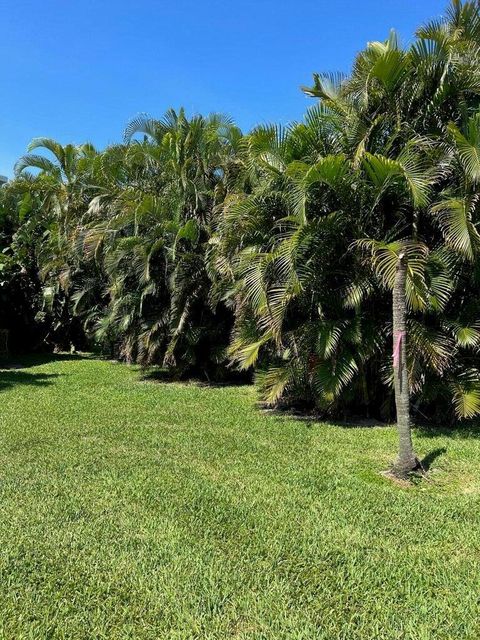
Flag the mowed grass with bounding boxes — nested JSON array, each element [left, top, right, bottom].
[[0, 356, 479, 639]]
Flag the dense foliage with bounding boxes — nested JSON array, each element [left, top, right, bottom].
[[2, 0, 480, 423]]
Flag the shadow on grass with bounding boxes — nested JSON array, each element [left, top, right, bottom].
[[0, 352, 88, 391], [141, 367, 251, 388], [263, 407, 480, 441], [421, 447, 447, 471], [0, 370, 60, 392], [417, 423, 480, 440], [0, 352, 90, 370], [263, 406, 389, 429]]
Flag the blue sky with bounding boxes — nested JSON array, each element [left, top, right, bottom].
[[1, 0, 446, 176]]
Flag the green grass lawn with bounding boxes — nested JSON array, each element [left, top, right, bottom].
[[0, 355, 479, 639]]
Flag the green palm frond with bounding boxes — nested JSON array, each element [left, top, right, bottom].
[[424, 250, 455, 312], [444, 320, 480, 349], [315, 319, 348, 359], [369, 42, 410, 93], [124, 112, 173, 143], [430, 197, 480, 260], [449, 369, 480, 419], [27, 137, 65, 163], [256, 365, 293, 405], [342, 276, 376, 309], [363, 149, 432, 208], [301, 72, 348, 102], [448, 115, 480, 183], [229, 334, 271, 371], [299, 154, 349, 190], [247, 124, 290, 174], [312, 350, 359, 405], [408, 320, 454, 374], [354, 239, 429, 310], [14, 155, 61, 178]]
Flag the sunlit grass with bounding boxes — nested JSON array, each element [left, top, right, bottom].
[[0, 354, 479, 639]]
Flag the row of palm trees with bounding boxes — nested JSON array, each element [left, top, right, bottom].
[[2, 0, 480, 475]]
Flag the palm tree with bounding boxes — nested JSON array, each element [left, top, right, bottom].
[[4, 0, 480, 464], [302, 2, 480, 473], [12, 138, 98, 350], [212, 0, 480, 476], [74, 110, 243, 375], [392, 251, 416, 473]]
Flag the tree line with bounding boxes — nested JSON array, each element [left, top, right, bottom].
[[2, 0, 480, 474]]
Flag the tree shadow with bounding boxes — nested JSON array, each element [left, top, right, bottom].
[[263, 408, 480, 443], [421, 447, 447, 472], [261, 401, 480, 440], [140, 367, 251, 387], [0, 352, 89, 370], [417, 423, 480, 440], [0, 370, 60, 392], [263, 406, 389, 429]]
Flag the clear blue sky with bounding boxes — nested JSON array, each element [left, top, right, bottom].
[[1, 0, 446, 176]]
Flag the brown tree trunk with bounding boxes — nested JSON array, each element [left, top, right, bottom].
[[392, 252, 419, 478]]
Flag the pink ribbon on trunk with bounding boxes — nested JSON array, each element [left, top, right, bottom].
[[393, 331, 406, 369]]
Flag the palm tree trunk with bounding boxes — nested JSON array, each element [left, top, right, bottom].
[[392, 252, 419, 478]]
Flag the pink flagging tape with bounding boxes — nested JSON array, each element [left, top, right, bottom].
[[393, 331, 406, 369]]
